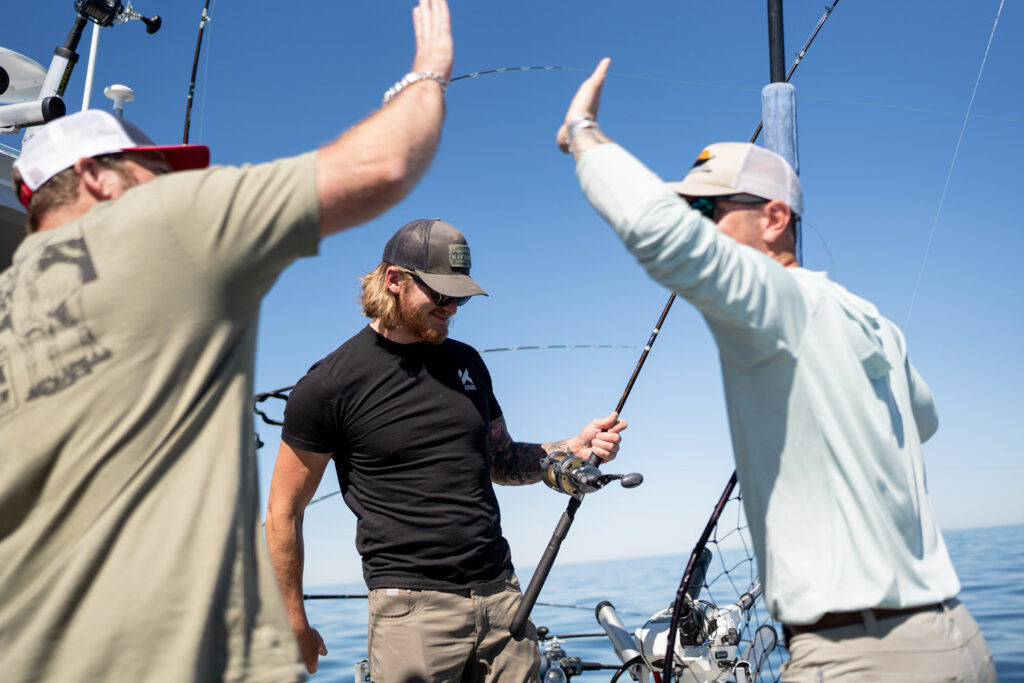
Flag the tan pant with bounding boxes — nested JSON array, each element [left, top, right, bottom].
[[781, 599, 997, 682], [367, 576, 540, 683]]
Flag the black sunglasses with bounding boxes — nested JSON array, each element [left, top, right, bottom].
[[409, 273, 472, 307], [688, 194, 768, 222]]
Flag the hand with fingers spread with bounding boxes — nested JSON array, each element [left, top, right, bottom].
[[573, 411, 627, 464], [412, 0, 454, 84], [557, 57, 612, 155]]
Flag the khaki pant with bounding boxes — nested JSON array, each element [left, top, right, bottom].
[[367, 576, 540, 683], [781, 599, 997, 682]]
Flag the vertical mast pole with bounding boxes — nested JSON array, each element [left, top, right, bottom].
[[762, 0, 801, 255], [767, 0, 786, 83], [763, 0, 798, 173]]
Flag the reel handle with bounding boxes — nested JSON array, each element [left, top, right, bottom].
[[140, 14, 162, 34]]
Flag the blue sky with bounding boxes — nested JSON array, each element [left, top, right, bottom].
[[4, 0, 1022, 586]]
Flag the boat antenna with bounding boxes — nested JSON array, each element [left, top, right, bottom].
[[509, 0, 841, 641], [183, 0, 212, 144]]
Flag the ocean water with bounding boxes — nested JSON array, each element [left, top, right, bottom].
[[305, 524, 1024, 682]]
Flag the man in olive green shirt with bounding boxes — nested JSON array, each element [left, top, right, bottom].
[[0, 1, 454, 679]]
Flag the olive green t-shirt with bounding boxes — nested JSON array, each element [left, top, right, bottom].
[[0, 152, 319, 681]]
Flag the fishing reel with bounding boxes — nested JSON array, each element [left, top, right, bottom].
[[633, 586, 777, 683], [75, 0, 161, 33], [540, 451, 643, 499], [536, 627, 619, 681]]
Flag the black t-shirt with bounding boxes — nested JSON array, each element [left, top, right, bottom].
[[282, 325, 513, 590]]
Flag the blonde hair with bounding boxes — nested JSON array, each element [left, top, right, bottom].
[[360, 262, 411, 329]]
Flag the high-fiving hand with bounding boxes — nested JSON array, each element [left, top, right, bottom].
[[412, 0, 454, 83], [557, 57, 611, 153]]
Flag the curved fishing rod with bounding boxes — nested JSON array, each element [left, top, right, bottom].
[[510, 0, 842, 641], [450, 65, 569, 83], [182, 0, 212, 144], [661, 472, 738, 682]]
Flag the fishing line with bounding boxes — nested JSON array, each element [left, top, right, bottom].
[[905, 0, 1005, 328], [797, 92, 1023, 124], [253, 345, 637, 428], [195, 0, 217, 144], [477, 343, 636, 353], [534, 602, 646, 617], [296, 592, 646, 618]]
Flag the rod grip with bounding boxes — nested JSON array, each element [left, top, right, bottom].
[[510, 500, 580, 636]]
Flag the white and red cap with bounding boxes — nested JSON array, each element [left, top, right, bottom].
[[13, 110, 210, 209], [667, 142, 803, 217]]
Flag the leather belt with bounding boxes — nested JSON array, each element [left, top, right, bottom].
[[786, 602, 944, 635]]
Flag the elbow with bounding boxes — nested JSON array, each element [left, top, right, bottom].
[[374, 155, 426, 201], [265, 498, 301, 536], [919, 414, 939, 443]]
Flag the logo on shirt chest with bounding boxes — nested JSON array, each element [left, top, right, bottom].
[[458, 368, 476, 391]]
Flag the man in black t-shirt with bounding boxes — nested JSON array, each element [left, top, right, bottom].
[[266, 218, 627, 682]]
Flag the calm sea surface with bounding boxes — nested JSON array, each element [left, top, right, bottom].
[[305, 524, 1024, 682]]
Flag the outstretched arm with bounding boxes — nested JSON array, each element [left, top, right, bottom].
[[265, 441, 332, 674], [487, 413, 627, 486], [316, 0, 454, 237], [556, 57, 613, 159]]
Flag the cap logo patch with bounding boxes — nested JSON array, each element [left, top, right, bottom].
[[449, 244, 471, 269], [691, 148, 713, 168]]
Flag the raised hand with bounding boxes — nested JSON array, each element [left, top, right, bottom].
[[412, 0, 454, 82], [557, 57, 611, 153]]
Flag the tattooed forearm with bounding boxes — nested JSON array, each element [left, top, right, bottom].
[[487, 418, 586, 486], [542, 439, 571, 455], [487, 417, 546, 485]]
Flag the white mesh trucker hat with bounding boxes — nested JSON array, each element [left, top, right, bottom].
[[666, 142, 803, 217], [13, 109, 209, 208]]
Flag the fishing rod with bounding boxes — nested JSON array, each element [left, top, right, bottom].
[[661, 472, 738, 682], [450, 65, 569, 83], [509, 0, 841, 642], [749, 0, 837, 142], [182, 0, 212, 144]]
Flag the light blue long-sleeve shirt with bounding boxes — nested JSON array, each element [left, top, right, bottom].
[[577, 143, 960, 624]]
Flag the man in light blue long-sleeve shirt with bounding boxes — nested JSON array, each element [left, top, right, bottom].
[[556, 58, 995, 682]]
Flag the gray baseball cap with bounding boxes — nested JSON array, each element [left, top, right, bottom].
[[382, 218, 488, 298]]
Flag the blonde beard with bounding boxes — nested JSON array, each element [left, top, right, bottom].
[[398, 293, 449, 344]]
